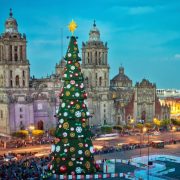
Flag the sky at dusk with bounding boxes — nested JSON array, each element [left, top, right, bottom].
[[0, 0, 180, 89]]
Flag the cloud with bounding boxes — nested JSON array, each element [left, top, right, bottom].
[[174, 54, 180, 59], [128, 6, 155, 15]]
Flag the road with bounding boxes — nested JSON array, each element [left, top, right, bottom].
[[93, 131, 180, 146]]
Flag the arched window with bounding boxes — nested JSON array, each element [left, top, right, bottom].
[[99, 77, 102, 86], [10, 80, 13, 87], [23, 80, 25, 87], [22, 70, 25, 77], [15, 75, 19, 86]]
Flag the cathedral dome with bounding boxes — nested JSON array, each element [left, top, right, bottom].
[[5, 9, 18, 33], [111, 67, 132, 88], [89, 20, 100, 41]]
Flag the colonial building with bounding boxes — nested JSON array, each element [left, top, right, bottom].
[[81, 21, 114, 125], [0, 10, 171, 134], [0, 10, 61, 134]]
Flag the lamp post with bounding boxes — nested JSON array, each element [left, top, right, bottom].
[[171, 126, 176, 142], [29, 124, 35, 141], [143, 127, 149, 180]]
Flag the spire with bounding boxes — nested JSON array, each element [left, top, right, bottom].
[[93, 20, 96, 27], [9, 8, 13, 17]]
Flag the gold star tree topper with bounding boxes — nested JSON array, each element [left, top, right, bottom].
[[68, 20, 77, 35]]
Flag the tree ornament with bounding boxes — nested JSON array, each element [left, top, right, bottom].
[[70, 80, 75, 85], [67, 84, 71, 89], [75, 92, 80, 97], [95, 163, 101, 170], [64, 112, 68, 117], [59, 119, 64, 124], [56, 145, 61, 152], [75, 73, 78, 76], [76, 126, 82, 133], [75, 111, 81, 117], [90, 146, 94, 153], [75, 167, 82, 174], [61, 103, 66, 108], [51, 145, 55, 152], [70, 101, 74, 105], [71, 66, 75, 70], [63, 132, 67, 137], [82, 118, 86, 122], [68, 53, 72, 57], [68, 61, 72, 64], [60, 165, 67, 173], [63, 122, 69, 129]]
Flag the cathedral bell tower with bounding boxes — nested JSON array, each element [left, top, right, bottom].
[[82, 21, 109, 90], [81, 21, 113, 126], [0, 9, 30, 89]]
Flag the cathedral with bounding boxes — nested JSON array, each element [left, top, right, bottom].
[[0, 10, 170, 134]]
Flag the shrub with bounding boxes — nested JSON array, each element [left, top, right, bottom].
[[101, 125, 112, 134], [12, 130, 29, 138], [32, 130, 44, 136]]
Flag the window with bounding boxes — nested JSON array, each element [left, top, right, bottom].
[[14, 46, 18, 61], [23, 80, 25, 87], [20, 46, 23, 60], [99, 77, 102, 86], [23, 71, 25, 77], [37, 103, 43, 110], [19, 108, 23, 112], [0, 110, 3, 119], [10, 80, 13, 87], [15, 75, 19, 86], [20, 114, 23, 119], [10, 70, 13, 78], [10, 45, 12, 61]]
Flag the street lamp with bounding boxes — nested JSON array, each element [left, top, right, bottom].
[[171, 126, 176, 142], [143, 127, 150, 180], [29, 124, 35, 140], [130, 118, 134, 130]]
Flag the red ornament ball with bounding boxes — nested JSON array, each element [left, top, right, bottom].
[[70, 101, 74, 105], [75, 73, 78, 76], [71, 171, 75, 175], [95, 164, 101, 170], [82, 104, 86, 108], [62, 157, 66, 161], [82, 118, 86, 122], [68, 61, 72, 64], [60, 165, 67, 173]]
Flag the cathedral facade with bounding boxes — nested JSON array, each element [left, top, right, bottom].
[[0, 10, 170, 134]]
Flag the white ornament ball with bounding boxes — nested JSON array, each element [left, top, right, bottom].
[[68, 53, 71, 57], [51, 145, 55, 152], [56, 145, 60, 152], [86, 112, 90, 116], [67, 84, 71, 89], [63, 132, 67, 137], [64, 112, 68, 117], [70, 127, 74, 131], [64, 74, 67, 78], [78, 150, 83, 154], [85, 144, 88, 147], [76, 126, 82, 133], [90, 146, 94, 153], [75, 167, 82, 174], [80, 83, 84, 88], [59, 119, 64, 124], [75, 111, 81, 118], [59, 125, 62, 128], [61, 103, 65, 108], [64, 149, 68, 153], [75, 92, 80, 97], [71, 66, 75, 70]]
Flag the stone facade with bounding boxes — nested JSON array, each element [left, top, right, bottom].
[[0, 10, 171, 134]]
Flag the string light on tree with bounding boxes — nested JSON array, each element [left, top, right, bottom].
[[49, 20, 98, 175]]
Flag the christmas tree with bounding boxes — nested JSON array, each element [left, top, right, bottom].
[[50, 20, 97, 175]]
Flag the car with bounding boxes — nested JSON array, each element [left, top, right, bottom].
[[154, 131, 160, 136], [4, 155, 17, 162]]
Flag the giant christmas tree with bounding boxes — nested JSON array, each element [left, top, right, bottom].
[[50, 20, 97, 175]]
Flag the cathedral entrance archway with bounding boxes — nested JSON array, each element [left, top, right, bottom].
[[141, 111, 146, 122], [37, 120, 44, 130]]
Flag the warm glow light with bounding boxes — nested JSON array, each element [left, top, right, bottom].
[[143, 127, 147, 133], [172, 126, 176, 131], [29, 125, 35, 131], [130, 119, 134, 124]]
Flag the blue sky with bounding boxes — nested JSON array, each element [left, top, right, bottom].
[[1, 0, 180, 89]]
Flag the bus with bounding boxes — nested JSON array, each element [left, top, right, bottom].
[[95, 133, 119, 141], [151, 141, 164, 148]]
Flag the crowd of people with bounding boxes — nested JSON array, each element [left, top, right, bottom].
[[0, 152, 50, 179]]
